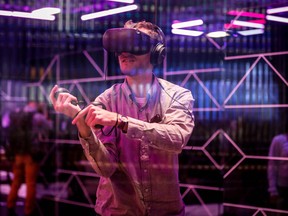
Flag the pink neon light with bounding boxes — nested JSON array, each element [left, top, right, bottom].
[[107, 0, 134, 3], [224, 19, 266, 29], [81, 4, 138, 20], [227, 10, 265, 19], [267, 6, 288, 14], [232, 20, 265, 29]]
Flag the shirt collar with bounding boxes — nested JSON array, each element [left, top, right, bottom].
[[121, 75, 160, 108]]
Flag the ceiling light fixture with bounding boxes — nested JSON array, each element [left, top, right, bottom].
[[227, 10, 265, 19], [206, 31, 229, 38], [267, 6, 288, 14], [172, 19, 204, 29], [266, 15, 288, 23], [107, 0, 134, 3], [171, 28, 204, 37], [237, 29, 264, 36], [0, 7, 60, 21], [81, 4, 138, 20], [32, 7, 61, 15], [231, 20, 265, 29]]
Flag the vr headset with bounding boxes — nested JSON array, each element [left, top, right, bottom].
[[102, 28, 166, 65]]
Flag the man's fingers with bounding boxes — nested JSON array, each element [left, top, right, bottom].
[[71, 106, 90, 124], [49, 85, 59, 104]]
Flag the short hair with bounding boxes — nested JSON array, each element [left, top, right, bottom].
[[124, 20, 163, 42]]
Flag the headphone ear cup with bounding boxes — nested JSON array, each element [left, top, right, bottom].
[[150, 43, 166, 65]]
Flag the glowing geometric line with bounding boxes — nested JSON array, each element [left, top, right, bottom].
[[165, 68, 222, 76], [192, 108, 221, 112], [205, 36, 222, 50], [83, 50, 105, 77], [202, 130, 245, 172], [225, 104, 288, 109], [225, 51, 288, 60], [246, 155, 288, 161], [191, 187, 214, 216], [262, 56, 288, 86], [38, 55, 59, 84], [192, 73, 221, 108], [224, 56, 261, 105], [74, 175, 94, 204], [223, 157, 245, 179], [75, 82, 91, 105], [223, 202, 288, 214]]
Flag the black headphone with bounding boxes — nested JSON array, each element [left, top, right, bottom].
[[150, 25, 166, 66]]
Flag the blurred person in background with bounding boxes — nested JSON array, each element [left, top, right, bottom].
[[6, 101, 52, 216], [268, 132, 288, 210]]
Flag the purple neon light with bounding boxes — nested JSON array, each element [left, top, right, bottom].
[[81, 4, 138, 20]]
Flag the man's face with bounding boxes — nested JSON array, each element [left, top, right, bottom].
[[118, 52, 151, 76]]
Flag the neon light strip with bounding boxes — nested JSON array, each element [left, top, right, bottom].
[[165, 68, 222, 75], [224, 51, 288, 60], [32, 7, 61, 15], [0, 10, 55, 20], [171, 28, 204, 36], [206, 31, 229, 38], [224, 203, 288, 214], [237, 29, 264, 36], [266, 15, 288, 23], [224, 19, 266, 29], [171, 19, 203, 28], [107, 0, 134, 3], [232, 20, 265, 28], [225, 104, 288, 108], [0, 7, 60, 21], [267, 6, 288, 14], [227, 10, 265, 19], [81, 4, 138, 20]]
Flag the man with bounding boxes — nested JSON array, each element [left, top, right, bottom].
[[6, 102, 52, 216], [268, 132, 288, 210], [49, 20, 195, 216]]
